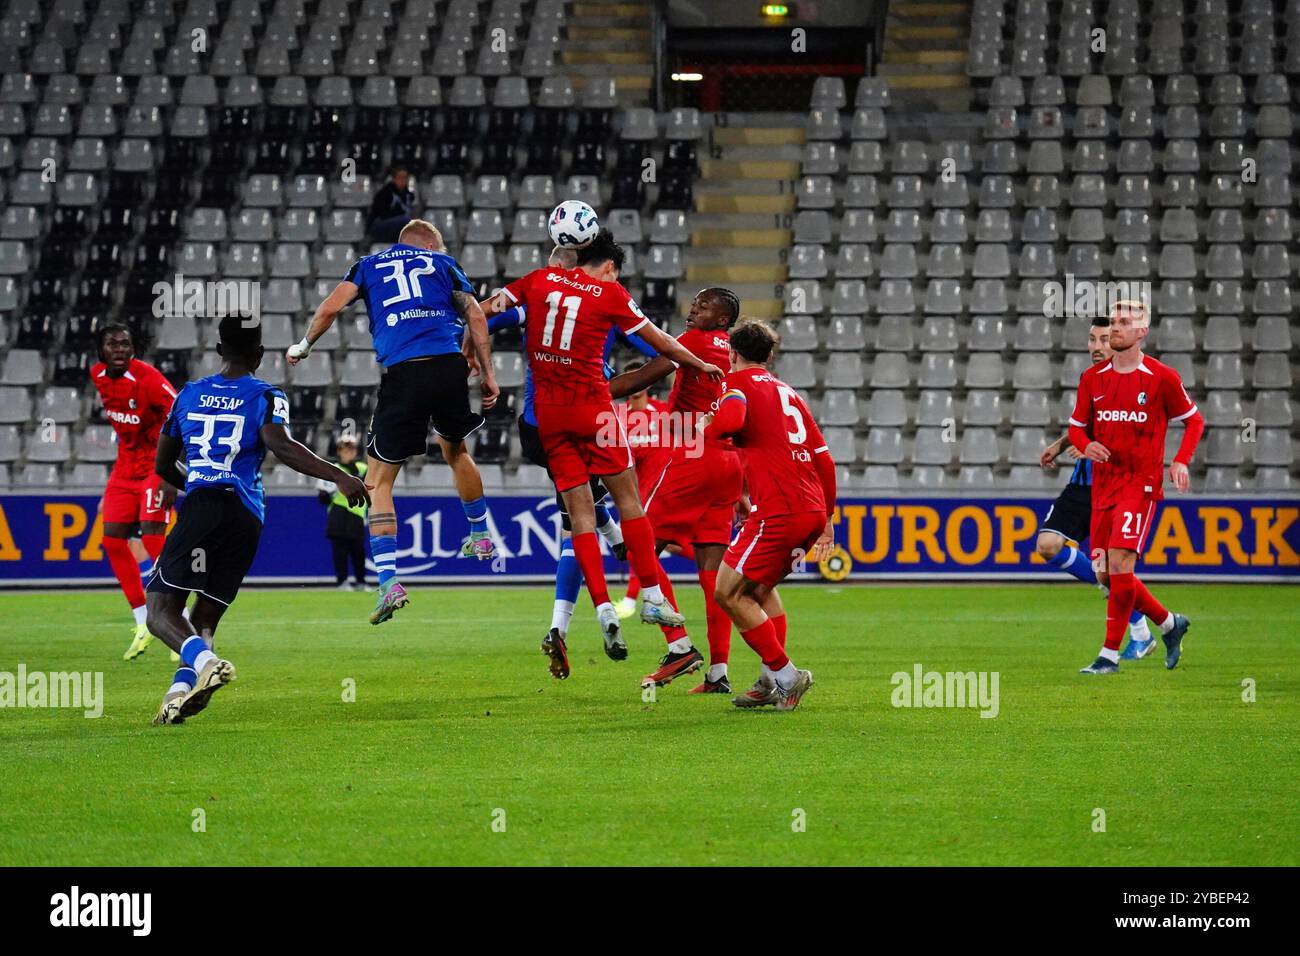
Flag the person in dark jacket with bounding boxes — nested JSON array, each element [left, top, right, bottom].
[[367, 168, 416, 242], [318, 437, 370, 590]]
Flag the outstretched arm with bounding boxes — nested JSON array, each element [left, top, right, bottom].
[[633, 323, 724, 381], [454, 289, 499, 411], [261, 423, 370, 508], [608, 355, 675, 399], [288, 280, 358, 364]]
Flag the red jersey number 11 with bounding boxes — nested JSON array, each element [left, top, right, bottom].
[[542, 291, 581, 350]]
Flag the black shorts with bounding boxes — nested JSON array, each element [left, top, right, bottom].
[[147, 487, 263, 607], [518, 414, 608, 533], [367, 354, 484, 463], [1040, 481, 1092, 543]]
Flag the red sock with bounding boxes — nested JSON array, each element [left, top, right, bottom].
[[625, 571, 641, 600], [655, 556, 685, 643], [740, 618, 788, 671], [571, 532, 610, 607], [656, 557, 680, 608], [1105, 572, 1137, 651], [141, 533, 165, 560], [771, 613, 787, 649], [1131, 578, 1169, 625], [621, 516, 661, 593], [103, 536, 146, 610], [698, 569, 730, 664]]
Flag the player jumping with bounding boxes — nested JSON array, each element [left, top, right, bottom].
[[475, 246, 656, 675], [288, 219, 499, 625], [483, 229, 725, 663], [608, 288, 744, 692], [1037, 316, 1154, 658], [90, 324, 180, 660], [1069, 300, 1204, 675], [702, 320, 836, 711], [615, 359, 675, 619], [147, 316, 369, 724]]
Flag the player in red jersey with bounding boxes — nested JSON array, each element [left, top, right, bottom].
[[701, 320, 836, 711], [609, 288, 744, 692], [90, 324, 180, 660], [486, 230, 725, 661], [614, 360, 697, 619], [1069, 300, 1204, 674]]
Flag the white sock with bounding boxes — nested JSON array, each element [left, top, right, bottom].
[[166, 681, 190, 696], [642, 584, 665, 604], [597, 519, 623, 547], [667, 636, 693, 654], [191, 646, 217, 673], [760, 664, 776, 685], [596, 600, 616, 620], [618, 595, 637, 609], [1157, 612, 1176, 634], [1099, 647, 1120, 663], [773, 661, 799, 689], [707, 663, 728, 682], [1129, 617, 1151, 641], [182, 605, 191, 621], [131, 605, 147, 627], [551, 600, 575, 634]]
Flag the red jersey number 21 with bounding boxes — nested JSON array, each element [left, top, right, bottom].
[[542, 291, 580, 350], [1121, 510, 1143, 538]]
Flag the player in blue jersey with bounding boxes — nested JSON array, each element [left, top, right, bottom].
[[288, 219, 500, 626], [146, 316, 370, 725], [473, 246, 660, 673], [1037, 315, 1154, 658]]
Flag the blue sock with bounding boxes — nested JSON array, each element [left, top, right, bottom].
[[462, 496, 489, 536], [179, 636, 210, 669], [371, 534, 398, 586], [594, 503, 613, 529], [1046, 544, 1098, 586], [1128, 610, 1146, 629], [555, 540, 583, 605], [169, 666, 196, 693]]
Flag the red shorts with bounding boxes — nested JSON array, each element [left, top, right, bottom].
[[102, 475, 171, 527], [724, 510, 827, 588], [1090, 492, 1159, 558], [645, 443, 744, 547], [537, 402, 632, 493]]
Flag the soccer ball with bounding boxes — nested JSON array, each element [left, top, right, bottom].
[[548, 200, 600, 248]]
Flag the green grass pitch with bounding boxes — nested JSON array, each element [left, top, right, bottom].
[[1, 583, 1296, 866]]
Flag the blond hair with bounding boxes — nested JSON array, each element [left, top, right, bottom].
[[398, 219, 444, 250], [548, 245, 578, 269], [1110, 298, 1150, 327]]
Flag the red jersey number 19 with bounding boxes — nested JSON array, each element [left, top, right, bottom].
[[543, 291, 580, 350]]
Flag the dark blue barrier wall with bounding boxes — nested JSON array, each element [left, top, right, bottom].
[[1, 492, 1297, 584]]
